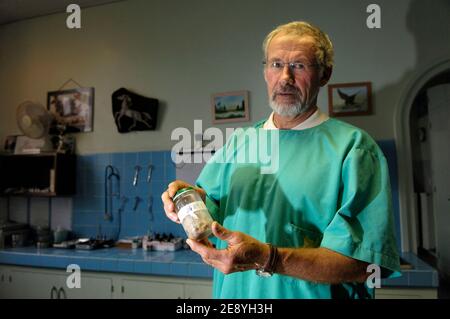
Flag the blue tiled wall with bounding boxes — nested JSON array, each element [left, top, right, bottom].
[[71, 140, 402, 252], [72, 151, 183, 240]]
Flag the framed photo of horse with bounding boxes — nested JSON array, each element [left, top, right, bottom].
[[328, 82, 372, 117], [47, 87, 94, 133]]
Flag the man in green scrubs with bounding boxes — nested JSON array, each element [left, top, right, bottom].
[[162, 21, 401, 298]]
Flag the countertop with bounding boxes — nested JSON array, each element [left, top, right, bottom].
[[0, 247, 214, 279], [0, 248, 438, 288], [381, 252, 439, 288]]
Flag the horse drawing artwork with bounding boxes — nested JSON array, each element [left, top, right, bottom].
[[114, 94, 153, 131]]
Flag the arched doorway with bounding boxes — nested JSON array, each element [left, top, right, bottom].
[[395, 59, 450, 277]]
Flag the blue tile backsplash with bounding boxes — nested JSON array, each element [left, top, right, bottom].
[[71, 141, 402, 251], [72, 150, 182, 240]]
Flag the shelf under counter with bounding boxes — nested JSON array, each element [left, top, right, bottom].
[[0, 152, 76, 196]]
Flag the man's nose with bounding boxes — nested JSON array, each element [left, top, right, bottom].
[[280, 65, 295, 84]]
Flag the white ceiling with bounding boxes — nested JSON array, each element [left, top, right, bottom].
[[0, 0, 124, 25]]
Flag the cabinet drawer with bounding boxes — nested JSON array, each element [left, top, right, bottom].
[[121, 278, 184, 299]]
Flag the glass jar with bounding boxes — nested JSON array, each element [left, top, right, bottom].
[[172, 187, 213, 240]]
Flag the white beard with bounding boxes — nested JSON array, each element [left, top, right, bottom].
[[269, 99, 310, 117]]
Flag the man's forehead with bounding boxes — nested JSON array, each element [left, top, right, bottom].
[[267, 34, 316, 58], [269, 34, 316, 49]]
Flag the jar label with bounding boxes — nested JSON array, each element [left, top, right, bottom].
[[178, 201, 207, 223]]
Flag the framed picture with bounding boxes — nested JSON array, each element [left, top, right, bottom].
[[3, 135, 18, 153], [328, 82, 372, 117], [47, 87, 94, 132], [212, 91, 249, 124]]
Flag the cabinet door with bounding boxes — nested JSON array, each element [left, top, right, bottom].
[[121, 278, 184, 299], [184, 282, 212, 299], [8, 269, 62, 299], [375, 288, 438, 299], [62, 274, 113, 299], [0, 266, 12, 299]]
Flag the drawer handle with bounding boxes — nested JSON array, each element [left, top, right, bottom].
[[50, 286, 58, 299], [58, 287, 67, 299]]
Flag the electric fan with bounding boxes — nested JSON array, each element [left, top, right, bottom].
[[16, 101, 54, 153]]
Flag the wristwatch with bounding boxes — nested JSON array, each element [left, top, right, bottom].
[[255, 243, 279, 277]]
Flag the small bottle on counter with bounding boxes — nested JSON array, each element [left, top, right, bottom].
[[172, 187, 213, 241]]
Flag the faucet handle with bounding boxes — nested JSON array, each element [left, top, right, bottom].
[[147, 164, 153, 183], [133, 165, 141, 186], [133, 196, 141, 211]]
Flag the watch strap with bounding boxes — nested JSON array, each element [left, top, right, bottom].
[[256, 243, 279, 277]]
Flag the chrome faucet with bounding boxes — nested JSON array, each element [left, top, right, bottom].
[[104, 165, 120, 221]]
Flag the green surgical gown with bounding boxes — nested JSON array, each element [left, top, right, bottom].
[[196, 117, 401, 299]]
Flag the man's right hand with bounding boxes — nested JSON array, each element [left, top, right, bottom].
[[161, 180, 206, 224]]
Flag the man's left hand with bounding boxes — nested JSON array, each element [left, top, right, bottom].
[[186, 221, 270, 274]]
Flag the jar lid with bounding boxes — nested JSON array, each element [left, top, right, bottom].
[[173, 187, 194, 201]]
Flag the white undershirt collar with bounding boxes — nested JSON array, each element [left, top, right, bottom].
[[263, 108, 329, 130]]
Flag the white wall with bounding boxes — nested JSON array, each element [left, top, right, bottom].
[[0, 0, 449, 154]]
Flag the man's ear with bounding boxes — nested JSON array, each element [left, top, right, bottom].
[[320, 67, 332, 87]]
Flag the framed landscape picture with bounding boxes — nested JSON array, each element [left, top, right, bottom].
[[328, 82, 372, 117], [212, 91, 249, 124]]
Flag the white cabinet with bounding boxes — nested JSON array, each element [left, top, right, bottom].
[[184, 282, 213, 299], [0, 266, 65, 298], [0, 265, 113, 299], [0, 266, 12, 299], [0, 265, 212, 299], [8, 268, 61, 298], [2, 265, 439, 299], [375, 287, 437, 299], [63, 273, 113, 299], [120, 278, 184, 299], [119, 275, 212, 299]]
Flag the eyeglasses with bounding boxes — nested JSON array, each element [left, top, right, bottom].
[[262, 60, 319, 75]]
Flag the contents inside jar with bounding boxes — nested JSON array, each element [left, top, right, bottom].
[[181, 209, 212, 240], [173, 187, 213, 241]]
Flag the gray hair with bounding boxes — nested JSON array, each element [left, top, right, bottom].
[[263, 21, 334, 69]]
